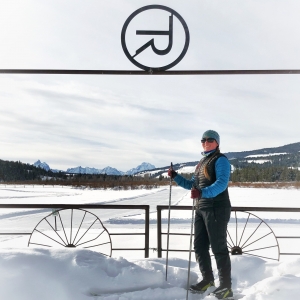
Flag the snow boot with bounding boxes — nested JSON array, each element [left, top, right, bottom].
[[210, 285, 234, 299], [189, 279, 215, 293]]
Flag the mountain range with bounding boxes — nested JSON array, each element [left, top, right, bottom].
[[33, 160, 156, 176], [33, 142, 300, 177]]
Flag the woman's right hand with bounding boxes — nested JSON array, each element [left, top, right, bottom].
[[167, 168, 177, 179]]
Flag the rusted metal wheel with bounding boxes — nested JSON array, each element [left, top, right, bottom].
[[227, 211, 280, 261], [28, 209, 112, 257]]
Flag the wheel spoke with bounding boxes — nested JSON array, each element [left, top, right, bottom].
[[238, 214, 250, 247], [72, 211, 87, 245], [235, 211, 238, 246], [34, 229, 67, 247], [74, 218, 98, 246], [242, 232, 272, 250], [29, 242, 52, 248], [76, 229, 105, 247], [242, 251, 279, 261], [45, 218, 68, 246], [58, 211, 69, 245], [243, 245, 278, 252], [227, 229, 235, 248], [70, 209, 73, 245], [83, 241, 111, 249], [240, 221, 263, 249]]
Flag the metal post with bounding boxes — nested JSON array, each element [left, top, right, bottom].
[[145, 206, 150, 258], [165, 162, 173, 281], [157, 207, 162, 258], [186, 199, 196, 300]]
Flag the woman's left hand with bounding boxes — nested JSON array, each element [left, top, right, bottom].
[[191, 188, 201, 199]]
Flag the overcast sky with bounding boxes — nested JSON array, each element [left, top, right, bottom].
[[0, 0, 299, 171]]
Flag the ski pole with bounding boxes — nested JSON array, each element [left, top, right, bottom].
[[165, 162, 173, 281], [186, 197, 196, 300]]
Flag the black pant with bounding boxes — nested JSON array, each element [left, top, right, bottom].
[[194, 206, 231, 288]]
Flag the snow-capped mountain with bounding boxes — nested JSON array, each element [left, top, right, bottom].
[[34, 161, 156, 176], [33, 160, 51, 171], [65, 166, 124, 175], [125, 162, 156, 175], [66, 166, 101, 174], [100, 166, 124, 176]]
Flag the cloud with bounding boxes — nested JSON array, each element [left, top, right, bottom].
[[0, 0, 299, 170]]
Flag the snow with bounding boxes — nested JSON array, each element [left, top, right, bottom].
[[0, 185, 300, 299], [245, 153, 287, 158], [177, 166, 196, 173], [2, 247, 300, 299], [245, 160, 271, 164]]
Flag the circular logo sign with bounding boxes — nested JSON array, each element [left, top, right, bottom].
[[121, 5, 190, 71]]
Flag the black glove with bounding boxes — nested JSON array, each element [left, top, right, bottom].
[[167, 168, 177, 179]]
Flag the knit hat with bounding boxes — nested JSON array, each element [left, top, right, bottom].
[[202, 130, 220, 145]]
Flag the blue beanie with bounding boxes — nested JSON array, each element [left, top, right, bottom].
[[202, 130, 220, 145]]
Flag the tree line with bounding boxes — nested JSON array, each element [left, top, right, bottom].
[[0, 159, 170, 188], [229, 152, 300, 182], [0, 159, 66, 182], [230, 166, 300, 182], [1, 157, 300, 186]]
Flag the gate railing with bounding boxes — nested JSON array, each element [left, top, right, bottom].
[[0, 204, 150, 258], [2, 204, 300, 260], [157, 205, 300, 261]]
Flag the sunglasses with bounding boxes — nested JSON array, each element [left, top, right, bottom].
[[201, 138, 215, 143]]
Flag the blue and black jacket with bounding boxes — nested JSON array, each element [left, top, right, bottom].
[[174, 150, 231, 208]]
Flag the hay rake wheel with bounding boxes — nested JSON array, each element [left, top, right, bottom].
[[28, 209, 112, 257], [227, 211, 280, 261]]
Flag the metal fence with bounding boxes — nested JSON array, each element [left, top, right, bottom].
[[157, 205, 300, 261], [0, 204, 150, 258], [1, 203, 300, 261]]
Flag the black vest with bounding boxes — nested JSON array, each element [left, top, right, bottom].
[[194, 152, 231, 208]]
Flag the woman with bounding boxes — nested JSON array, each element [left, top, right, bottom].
[[168, 130, 233, 300]]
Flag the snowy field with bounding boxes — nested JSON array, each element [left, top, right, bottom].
[[0, 184, 300, 299]]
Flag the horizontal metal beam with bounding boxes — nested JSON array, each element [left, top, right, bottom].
[[157, 205, 300, 212], [1, 69, 300, 75], [110, 233, 145, 235], [112, 248, 145, 251], [0, 204, 149, 209], [161, 248, 193, 252], [0, 233, 31, 235], [277, 236, 300, 238]]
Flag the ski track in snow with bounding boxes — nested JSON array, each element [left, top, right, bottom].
[[0, 186, 172, 220]]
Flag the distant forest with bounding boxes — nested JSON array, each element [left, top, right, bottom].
[[229, 151, 300, 182], [230, 166, 300, 182], [0, 159, 167, 188], [0, 160, 66, 182], [1, 153, 300, 188]]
